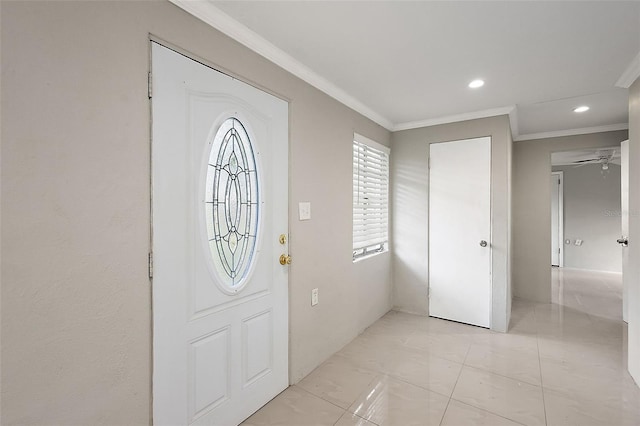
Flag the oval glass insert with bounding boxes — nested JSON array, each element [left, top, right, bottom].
[[205, 118, 259, 289]]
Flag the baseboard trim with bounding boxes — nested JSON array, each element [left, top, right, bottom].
[[557, 266, 622, 275]]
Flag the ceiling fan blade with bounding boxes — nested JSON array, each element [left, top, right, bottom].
[[572, 158, 599, 164]]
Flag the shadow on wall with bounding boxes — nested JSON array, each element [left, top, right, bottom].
[[393, 157, 429, 315]]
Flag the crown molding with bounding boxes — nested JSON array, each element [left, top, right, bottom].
[[393, 106, 516, 132], [616, 51, 640, 88], [514, 123, 629, 142], [168, 0, 394, 130]]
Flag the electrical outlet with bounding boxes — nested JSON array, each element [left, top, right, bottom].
[[299, 202, 311, 221], [311, 288, 318, 306]]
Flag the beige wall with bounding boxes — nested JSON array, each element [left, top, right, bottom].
[[0, 1, 392, 424], [391, 115, 512, 332], [628, 77, 640, 383], [512, 130, 628, 302]]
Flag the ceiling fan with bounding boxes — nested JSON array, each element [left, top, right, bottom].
[[571, 149, 619, 170]]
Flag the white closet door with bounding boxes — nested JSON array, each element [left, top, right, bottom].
[[429, 137, 492, 328]]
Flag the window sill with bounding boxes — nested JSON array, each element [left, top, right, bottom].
[[353, 249, 389, 263]]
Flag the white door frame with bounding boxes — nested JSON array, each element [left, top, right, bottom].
[[551, 171, 564, 267], [621, 140, 629, 323]]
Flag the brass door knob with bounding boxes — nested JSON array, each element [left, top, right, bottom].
[[279, 254, 292, 265]]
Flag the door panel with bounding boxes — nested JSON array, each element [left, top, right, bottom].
[[428, 137, 491, 328], [622, 140, 629, 323], [551, 172, 563, 267], [152, 42, 288, 426]]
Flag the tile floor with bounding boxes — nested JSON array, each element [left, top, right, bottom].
[[242, 268, 640, 425]]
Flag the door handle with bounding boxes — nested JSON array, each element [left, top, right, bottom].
[[480, 240, 488, 248], [617, 237, 629, 247], [279, 254, 292, 265]]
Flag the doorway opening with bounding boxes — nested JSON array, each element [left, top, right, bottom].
[[550, 146, 626, 321]]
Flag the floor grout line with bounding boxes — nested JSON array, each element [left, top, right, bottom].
[[459, 363, 543, 388], [535, 299, 549, 426], [446, 398, 530, 426], [438, 343, 471, 426]]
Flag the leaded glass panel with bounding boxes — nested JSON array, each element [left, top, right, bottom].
[[205, 118, 259, 288]]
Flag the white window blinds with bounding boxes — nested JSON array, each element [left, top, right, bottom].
[[353, 134, 390, 260]]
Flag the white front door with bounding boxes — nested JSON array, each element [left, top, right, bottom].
[[151, 42, 289, 426], [428, 137, 492, 328]]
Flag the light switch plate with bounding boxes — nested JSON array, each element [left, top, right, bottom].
[[299, 202, 311, 221], [575, 239, 583, 246], [311, 288, 318, 306]]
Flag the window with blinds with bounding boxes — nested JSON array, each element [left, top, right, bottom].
[[353, 134, 390, 260]]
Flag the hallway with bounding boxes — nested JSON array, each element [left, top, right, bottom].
[[242, 269, 640, 425]]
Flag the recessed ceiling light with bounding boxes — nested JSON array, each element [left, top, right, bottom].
[[574, 106, 590, 113], [468, 79, 485, 89]]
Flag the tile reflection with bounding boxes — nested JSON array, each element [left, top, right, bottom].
[[349, 375, 449, 426]]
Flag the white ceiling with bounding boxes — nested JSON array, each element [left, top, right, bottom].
[[177, 1, 640, 138]]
